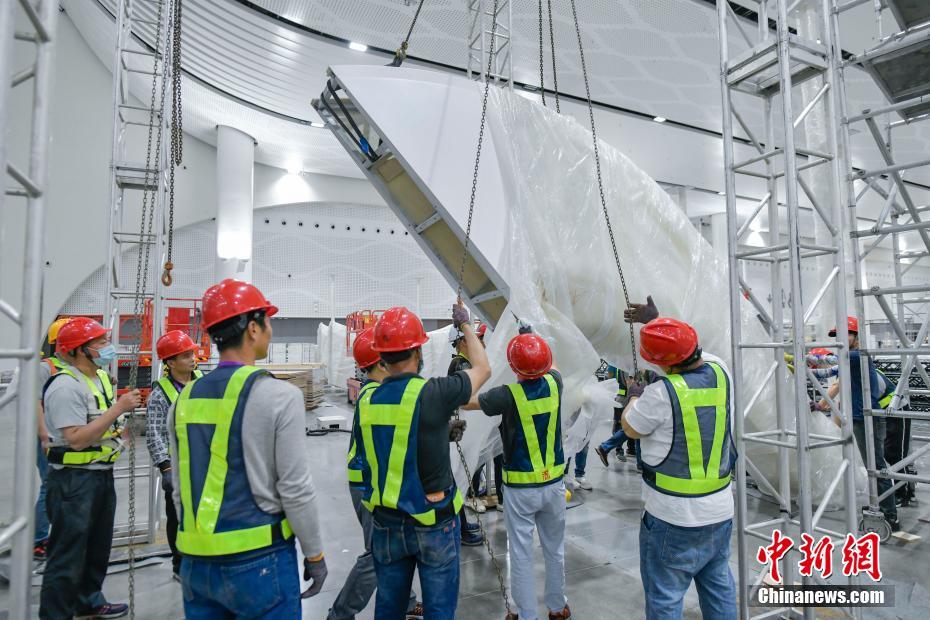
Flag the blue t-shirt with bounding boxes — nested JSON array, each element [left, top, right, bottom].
[[849, 350, 881, 420]]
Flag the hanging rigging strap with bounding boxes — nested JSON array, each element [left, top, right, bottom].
[[567, 0, 638, 376], [454, 1, 512, 616], [390, 0, 427, 67]]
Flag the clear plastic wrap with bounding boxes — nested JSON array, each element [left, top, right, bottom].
[[450, 86, 857, 502]]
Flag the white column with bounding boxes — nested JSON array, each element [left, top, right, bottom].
[[710, 212, 729, 264], [215, 125, 255, 282]]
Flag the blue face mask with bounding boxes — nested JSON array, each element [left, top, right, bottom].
[[90, 344, 117, 368]]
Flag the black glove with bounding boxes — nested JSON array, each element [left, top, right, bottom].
[[158, 462, 173, 493], [448, 419, 467, 442], [626, 381, 646, 400], [302, 555, 328, 598], [452, 303, 470, 329], [624, 295, 659, 325]]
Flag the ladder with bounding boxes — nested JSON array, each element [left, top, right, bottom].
[[0, 1, 60, 615], [717, 2, 860, 618], [103, 0, 175, 547]]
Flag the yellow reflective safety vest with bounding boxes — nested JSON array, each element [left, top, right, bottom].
[[347, 380, 379, 486], [876, 369, 896, 409], [643, 361, 735, 497], [502, 373, 565, 487], [44, 367, 121, 466], [44, 356, 66, 375], [358, 376, 464, 525], [174, 365, 293, 557], [153, 369, 204, 405]]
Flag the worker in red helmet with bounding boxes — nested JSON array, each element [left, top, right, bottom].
[[167, 279, 327, 617], [145, 330, 203, 580], [357, 302, 490, 619], [328, 327, 423, 620], [619, 307, 737, 620], [463, 326, 571, 620], [819, 316, 899, 530], [39, 317, 141, 620]]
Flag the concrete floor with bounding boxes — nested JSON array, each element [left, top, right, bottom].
[[1, 393, 929, 618]]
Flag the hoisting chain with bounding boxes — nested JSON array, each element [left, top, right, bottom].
[[537, 0, 546, 107], [454, 0, 511, 615], [568, 0, 638, 376], [162, 0, 183, 287], [126, 0, 174, 615], [391, 0, 427, 66], [546, 0, 560, 113]]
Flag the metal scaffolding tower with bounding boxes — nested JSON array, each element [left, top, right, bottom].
[[0, 0, 59, 615], [717, 1, 860, 618], [466, 0, 512, 87], [103, 0, 175, 546], [831, 0, 930, 540]]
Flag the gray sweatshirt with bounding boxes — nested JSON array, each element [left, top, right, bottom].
[[168, 374, 323, 558]]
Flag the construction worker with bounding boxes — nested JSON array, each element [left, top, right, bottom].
[[32, 317, 71, 561], [328, 327, 423, 620], [40, 317, 141, 620], [448, 327, 487, 544], [462, 329, 571, 620], [818, 317, 899, 531], [144, 330, 203, 580], [620, 317, 736, 620], [167, 279, 327, 617], [356, 303, 490, 618]]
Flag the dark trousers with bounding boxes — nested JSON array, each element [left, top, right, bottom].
[[164, 486, 181, 575], [884, 415, 915, 502], [40, 468, 116, 620], [852, 419, 898, 523]]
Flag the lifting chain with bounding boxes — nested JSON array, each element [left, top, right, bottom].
[[391, 0, 427, 66], [568, 0, 638, 376], [537, 0, 546, 107], [126, 0, 176, 615], [162, 0, 183, 287], [546, 0, 560, 113], [454, 0, 512, 616]]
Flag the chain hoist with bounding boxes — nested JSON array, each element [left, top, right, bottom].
[[546, 0, 560, 113], [568, 0, 638, 376], [390, 0, 426, 67], [537, 0, 546, 107], [454, 0, 512, 616], [162, 0, 183, 287]]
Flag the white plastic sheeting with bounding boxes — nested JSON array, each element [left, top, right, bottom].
[[451, 86, 857, 502]]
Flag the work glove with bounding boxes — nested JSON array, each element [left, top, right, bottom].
[[623, 296, 659, 325], [448, 418, 467, 442], [301, 555, 328, 598], [158, 462, 173, 493], [452, 303, 470, 329], [626, 381, 646, 400]]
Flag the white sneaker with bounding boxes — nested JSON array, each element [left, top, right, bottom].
[[468, 497, 486, 513], [575, 476, 593, 491]]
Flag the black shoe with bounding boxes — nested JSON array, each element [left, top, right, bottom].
[[888, 519, 901, 533], [405, 601, 425, 619], [462, 529, 485, 546], [74, 603, 129, 619], [594, 446, 610, 468]]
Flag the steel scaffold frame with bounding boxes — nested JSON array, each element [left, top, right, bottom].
[[831, 0, 930, 537], [466, 0, 512, 87], [717, 2, 860, 618], [103, 0, 174, 547], [0, 0, 58, 615]]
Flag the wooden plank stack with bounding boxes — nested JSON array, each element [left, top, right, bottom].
[[262, 363, 326, 410]]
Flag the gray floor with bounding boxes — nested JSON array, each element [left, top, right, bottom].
[[2, 393, 930, 618]]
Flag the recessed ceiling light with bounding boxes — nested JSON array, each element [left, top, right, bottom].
[[286, 161, 301, 176], [718, 191, 726, 196], [310, 121, 325, 128], [349, 41, 368, 52], [653, 116, 667, 123]]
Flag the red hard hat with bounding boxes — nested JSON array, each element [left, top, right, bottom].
[[353, 327, 380, 369], [476, 323, 488, 338], [201, 279, 278, 330], [810, 347, 831, 356], [639, 318, 699, 366], [507, 333, 553, 380], [372, 306, 429, 352], [56, 317, 108, 353], [156, 330, 198, 360], [829, 316, 858, 336]]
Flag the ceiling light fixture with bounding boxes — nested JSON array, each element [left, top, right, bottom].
[[349, 41, 368, 52], [310, 121, 325, 128], [717, 191, 726, 196], [653, 116, 667, 123], [286, 161, 301, 176]]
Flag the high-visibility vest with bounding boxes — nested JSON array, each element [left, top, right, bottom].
[[43, 367, 121, 466], [174, 365, 293, 557], [44, 356, 66, 375], [642, 361, 735, 497], [502, 373, 565, 487], [358, 376, 464, 525], [347, 380, 378, 486], [876, 369, 896, 409], [153, 369, 204, 405]]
